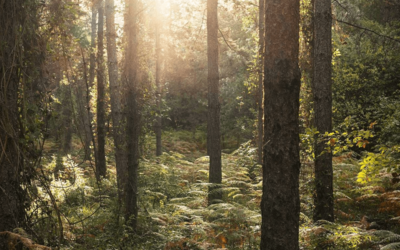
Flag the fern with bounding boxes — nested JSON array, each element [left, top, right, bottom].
[[381, 242, 400, 250], [379, 235, 400, 245], [335, 191, 352, 200]]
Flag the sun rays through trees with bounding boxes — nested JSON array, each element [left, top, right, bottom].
[[2, 0, 400, 249]]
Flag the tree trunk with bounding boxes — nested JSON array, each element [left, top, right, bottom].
[[80, 48, 94, 162], [0, 1, 30, 247], [124, 0, 140, 231], [96, 0, 107, 179], [89, 1, 98, 168], [207, 0, 222, 205], [260, 0, 301, 249], [105, 0, 127, 190], [313, 0, 334, 222], [61, 83, 73, 154], [155, 19, 162, 157], [257, 0, 265, 165]]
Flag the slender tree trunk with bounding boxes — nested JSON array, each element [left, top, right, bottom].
[[76, 77, 92, 161], [105, 0, 127, 190], [89, 2, 98, 168], [313, 0, 334, 222], [260, 0, 301, 249], [124, 0, 140, 230], [80, 48, 94, 161], [207, 0, 222, 205], [155, 20, 162, 157], [257, 0, 265, 165], [96, 0, 107, 179], [62, 83, 73, 154]]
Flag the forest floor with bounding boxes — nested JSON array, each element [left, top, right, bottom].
[[31, 130, 400, 249]]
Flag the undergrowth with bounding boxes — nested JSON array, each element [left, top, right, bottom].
[[25, 131, 400, 249]]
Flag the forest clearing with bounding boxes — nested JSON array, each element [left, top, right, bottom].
[[1, 0, 400, 249]]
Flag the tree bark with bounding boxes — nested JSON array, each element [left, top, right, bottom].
[[89, 1, 98, 167], [207, 0, 222, 205], [124, 0, 140, 231], [80, 48, 94, 162], [257, 0, 265, 165], [155, 19, 162, 157], [260, 0, 301, 249], [313, 0, 334, 222], [96, 0, 107, 179], [61, 83, 73, 154], [0, 1, 31, 247], [105, 0, 127, 190]]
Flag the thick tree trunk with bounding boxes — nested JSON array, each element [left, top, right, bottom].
[[0, 52, 24, 250], [257, 0, 264, 165], [124, 0, 140, 230], [260, 0, 301, 249], [313, 0, 334, 222], [0, 1, 29, 248], [105, 0, 127, 189], [155, 21, 162, 157], [96, 0, 107, 179], [207, 0, 222, 205]]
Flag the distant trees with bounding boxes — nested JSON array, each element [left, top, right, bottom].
[[260, 0, 301, 249], [207, 0, 222, 205], [313, 0, 334, 222]]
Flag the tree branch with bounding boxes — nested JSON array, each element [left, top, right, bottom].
[[335, 18, 400, 43]]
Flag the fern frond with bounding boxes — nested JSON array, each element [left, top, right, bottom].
[[369, 230, 396, 240], [381, 242, 400, 250], [379, 235, 400, 245], [334, 191, 352, 200]]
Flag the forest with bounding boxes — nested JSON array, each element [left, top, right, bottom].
[[1, 0, 400, 249]]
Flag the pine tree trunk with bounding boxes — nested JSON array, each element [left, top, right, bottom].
[[207, 0, 222, 205], [96, 0, 107, 179], [62, 84, 73, 154], [79, 48, 94, 161], [0, 1, 30, 247], [105, 0, 127, 190], [313, 0, 334, 222], [257, 0, 265, 165], [260, 0, 301, 249], [124, 0, 140, 230], [155, 21, 162, 157], [89, 2, 98, 168]]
